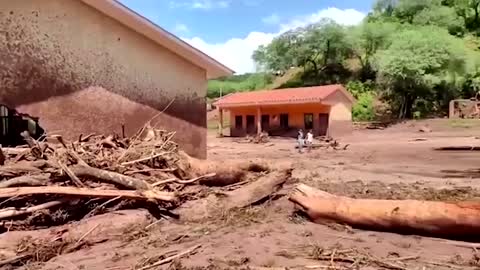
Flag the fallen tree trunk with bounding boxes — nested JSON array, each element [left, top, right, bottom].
[[0, 186, 176, 202], [178, 151, 269, 187], [289, 184, 480, 237], [177, 169, 291, 220], [71, 165, 150, 190]]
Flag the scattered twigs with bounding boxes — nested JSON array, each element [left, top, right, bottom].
[[125, 168, 176, 175], [79, 133, 96, 143], [20, 131, 43, 159], [137, 244, 201, 270], [121, 152, 170, 166], [58, 160, 85, 188], [152, 173, 216, 187], [84, 196, 122, 218], [0, 254, 30, 267], [0, 200, 63, 220]]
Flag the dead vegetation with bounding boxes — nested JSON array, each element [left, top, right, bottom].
[[0, 121, 293, 268]]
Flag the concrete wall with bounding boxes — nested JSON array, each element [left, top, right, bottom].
[[0, 0, 208, 158], [323, 91, 353, 137], [227, 103, 331, 137]]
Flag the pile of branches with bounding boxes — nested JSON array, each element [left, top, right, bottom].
[[0, 125, 237, 232]]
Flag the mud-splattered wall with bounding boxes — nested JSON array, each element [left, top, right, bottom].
[[0, 0, 208, 158]]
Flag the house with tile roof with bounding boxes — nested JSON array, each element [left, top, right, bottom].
[[0, 0, 233, 159], [213, 85, 355, 138]]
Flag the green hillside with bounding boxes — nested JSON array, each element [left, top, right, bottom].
[[209, 0, 480, 121]]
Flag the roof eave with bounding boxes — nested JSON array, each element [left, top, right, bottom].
[[81, 0, 234, 79]]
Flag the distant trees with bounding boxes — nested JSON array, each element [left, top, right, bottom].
[[250, 0, 480, 119]]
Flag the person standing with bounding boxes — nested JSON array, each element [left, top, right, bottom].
[[297, 129, 304, 153], [306, 130, 314, 152]]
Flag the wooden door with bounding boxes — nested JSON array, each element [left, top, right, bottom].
[[318, 113, 329, 136]]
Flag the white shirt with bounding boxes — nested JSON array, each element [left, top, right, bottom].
[[306, 133, 313, 142]]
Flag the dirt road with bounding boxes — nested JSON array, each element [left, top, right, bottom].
[[6, 119, 480, 270]]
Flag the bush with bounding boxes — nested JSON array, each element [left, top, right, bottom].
[[352, 91, 376, 121]]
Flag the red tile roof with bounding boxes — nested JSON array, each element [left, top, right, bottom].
[[214, 84, 354, 107]]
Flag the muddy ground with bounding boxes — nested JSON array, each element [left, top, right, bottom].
[[5, 119, 480, 270]]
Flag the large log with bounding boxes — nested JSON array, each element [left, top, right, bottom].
[[177, 169, 291, 221], [289, 184, 480, 237], [0, 186, 176, 202]]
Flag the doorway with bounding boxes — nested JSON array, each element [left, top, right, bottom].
[[261, 115, 269, 131], [304, 113, 314, 130], [280, 114, 289, 129], [318, 113, 329, 136], [246, 115, 255, 134]]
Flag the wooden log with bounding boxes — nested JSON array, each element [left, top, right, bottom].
[[71, 165, 150, 190], [0, 186, 176, 202], [223, 169, 290, 209], [289, 184, 480, 237], [176, 169, 291, 220], [0, 174, 50, 188]]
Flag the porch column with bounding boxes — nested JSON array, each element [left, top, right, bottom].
[[256, 107, 262, 134], [218, 107, 223, 137]]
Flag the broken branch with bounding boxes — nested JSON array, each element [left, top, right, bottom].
[[0, 186, 176, 202]]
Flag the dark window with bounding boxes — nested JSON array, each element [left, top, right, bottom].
[[261, 115, 269, 130], [304, 113, 313, 130], [235, 115, 243, 129], [280, 114, 289, 128]]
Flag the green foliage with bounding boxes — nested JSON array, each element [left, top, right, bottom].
[[207, 73, 273, 98], [347, 81, 377, 121], [352, 91, 376, 121]]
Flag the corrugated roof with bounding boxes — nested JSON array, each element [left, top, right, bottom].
[[214, 84, 354, 107]]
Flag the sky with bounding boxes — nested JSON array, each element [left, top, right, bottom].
[[120, 0, 374, 74]]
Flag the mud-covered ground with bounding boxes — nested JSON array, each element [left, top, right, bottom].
[[5, 119, 480, 270]]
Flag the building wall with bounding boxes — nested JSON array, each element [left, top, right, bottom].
[[0, 0, 208, 158], [322, 91, 353, 137], [227, 103, 330, 137]]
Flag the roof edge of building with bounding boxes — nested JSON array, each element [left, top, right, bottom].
[[81, 0, 234, 79], [213, 84, 355, 107]]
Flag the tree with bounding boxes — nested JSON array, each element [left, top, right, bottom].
[[374, 26, 466, 118], [253, 19, 352, 84], [412, 6, 465, 35], [347, 21, 398, 80]]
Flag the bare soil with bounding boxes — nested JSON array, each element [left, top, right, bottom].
[[6, 118, 480, 270]]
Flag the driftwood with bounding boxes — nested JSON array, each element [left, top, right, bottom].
[[0, 174, 50, 188], [20, 131, 43, 158], [289, 184, 480, 237], [177, 170, 291, 220], [71, 165, 150, 190], [0, 186, 176, 202], [0, 200, 63, 220], [223, 169, 291, 209]]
